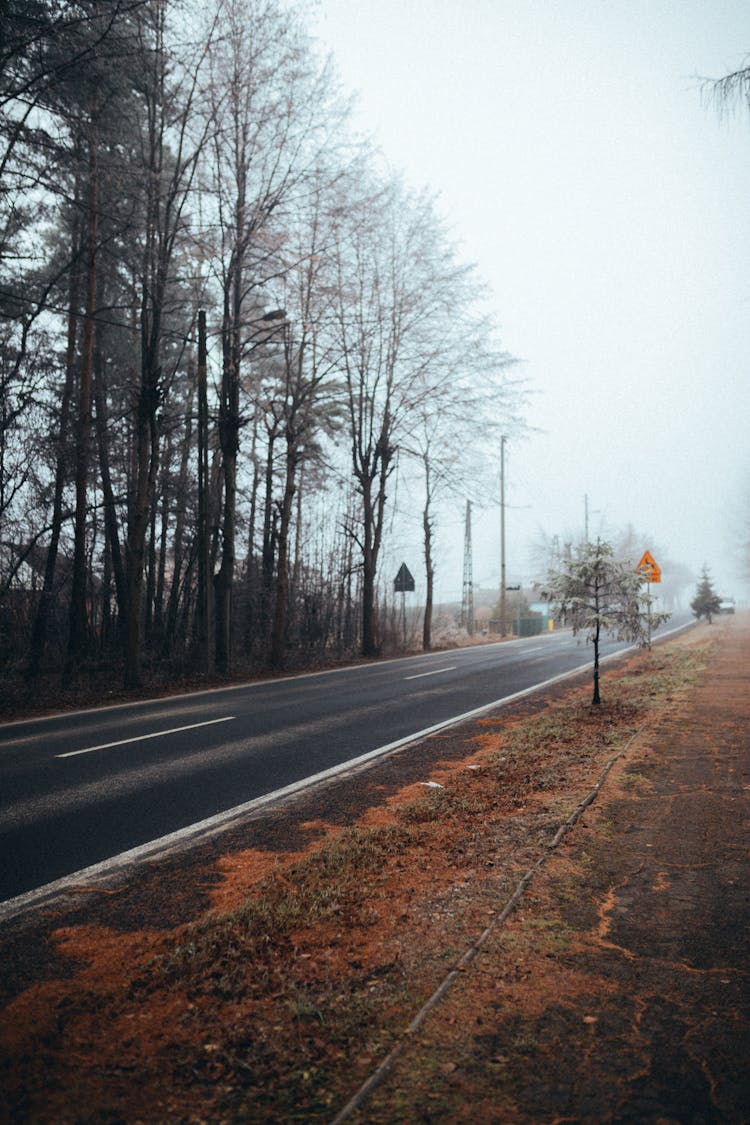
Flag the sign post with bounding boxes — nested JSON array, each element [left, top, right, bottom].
[[394, 563, 415, 649], [636, 550, 661, 650]]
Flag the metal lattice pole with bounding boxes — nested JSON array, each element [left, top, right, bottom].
[[461, 500, 474, 635]]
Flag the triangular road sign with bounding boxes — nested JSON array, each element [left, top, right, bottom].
[[394, 562, 415, 592], [637, 550, 661, 583]]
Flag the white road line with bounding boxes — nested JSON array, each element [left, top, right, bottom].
[[56, 716, 236, 759], [405, 666, 457, 681]]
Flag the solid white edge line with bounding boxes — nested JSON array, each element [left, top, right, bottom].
[[56, 715, 236, 758], [0, 620, 695, 922]]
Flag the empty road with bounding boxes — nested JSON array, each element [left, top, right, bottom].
[[0, 619, 690, 908]]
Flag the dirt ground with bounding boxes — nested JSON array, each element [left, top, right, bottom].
[[360, 617, 750, 1125], [0, 617, 748, 1123]]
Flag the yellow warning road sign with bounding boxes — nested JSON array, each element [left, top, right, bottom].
[[637, 550, 661, 583]]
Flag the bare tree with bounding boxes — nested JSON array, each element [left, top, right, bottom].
[[67, 123, 99, 666], [3, 1, 142, 672], [702, 60, 750, 116], [121, 0, 216, 688], [203, 0, 344, 673], [539, 539, 669, 705], [401, 309, 523, 650], [265, 182, 346, 667], [333, 179, 516, 656], [0, 0, 530, 700]]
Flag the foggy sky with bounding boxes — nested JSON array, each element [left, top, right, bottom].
[[312, 0, 750, 604]]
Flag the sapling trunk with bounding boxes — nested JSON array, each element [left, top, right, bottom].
[[592, 617, 601, 705]]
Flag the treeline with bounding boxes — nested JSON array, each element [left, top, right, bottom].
[[0, 0, 523, 692]]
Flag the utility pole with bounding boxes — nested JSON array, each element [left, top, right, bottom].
[[584, 494, 601, 544], [500, 435, 507, 636], [196, 310, 211, 672], [461, 499, 474, 635]]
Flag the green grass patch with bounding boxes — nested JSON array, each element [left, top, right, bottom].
[[153, 820, 422, 996]]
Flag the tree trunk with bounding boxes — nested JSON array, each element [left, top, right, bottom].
[[261, 425, 278, 647], [422, 455, 433, 652], [360, 441, 391, 658], [67, 142, 98, 669], [164, 382, 193, 655], [28, 206, 81, 676], [123, 290, 161, 690], [422, 502, 433, 652], [214, 280, 242, 675], [195, 314, 211, 670], [101, 538, 113, 646], [93, 322, 126, 623], [242, 409, 261, 651], [269, 437, 298, 668], [361, 486, 377, 658], [154, 456, 170, 635], [213, 439, 237, 675], [290, 466, 304, 623], [145, 483, 157, 640], [124, 398, 159, 689], [592, 617, 601, 705], [121, 0, 206, 688]]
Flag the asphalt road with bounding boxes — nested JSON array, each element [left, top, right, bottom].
[[0, 618, 690, 907]]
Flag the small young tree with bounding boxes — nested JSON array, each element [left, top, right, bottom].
[[539, 539, 670, 705], [690, 566, 721, 624]]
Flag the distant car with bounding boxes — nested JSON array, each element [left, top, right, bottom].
[[718, 598, 735, 614]]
